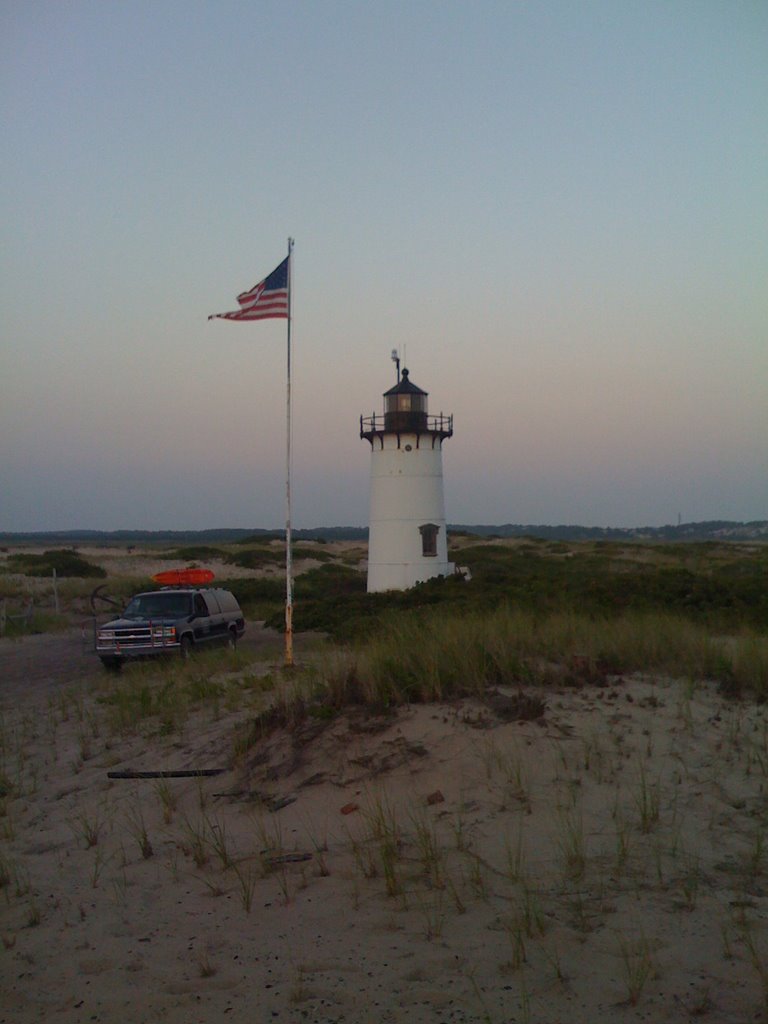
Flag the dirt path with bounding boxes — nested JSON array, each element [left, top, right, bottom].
[[0, 629, 99, 697], [0, 625, 292, 699]]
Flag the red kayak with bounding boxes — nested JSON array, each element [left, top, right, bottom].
[[152, 568, 215, 586]]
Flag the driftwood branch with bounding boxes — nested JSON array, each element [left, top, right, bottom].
[[107, 769, 227, 779]]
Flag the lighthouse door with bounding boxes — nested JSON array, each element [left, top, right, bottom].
[[419, 523, 439, 558]]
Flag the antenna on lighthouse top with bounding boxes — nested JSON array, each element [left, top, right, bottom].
[[391, 348, 400, 383]]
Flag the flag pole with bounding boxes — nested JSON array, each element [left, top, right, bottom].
[[284, 237, 295, 668]]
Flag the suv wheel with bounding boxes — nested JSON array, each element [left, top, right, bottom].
[[179, 635, 193, 660], [226, 628, 238, 651]]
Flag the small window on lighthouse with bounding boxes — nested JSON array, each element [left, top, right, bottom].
[[419, 523, 439, 558]]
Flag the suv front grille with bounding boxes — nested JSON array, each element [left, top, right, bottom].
[[114, 627, 154, 647], [97, 624, 177, 650]]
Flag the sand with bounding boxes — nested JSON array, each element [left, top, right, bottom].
[[1, 633, 767, 1023]]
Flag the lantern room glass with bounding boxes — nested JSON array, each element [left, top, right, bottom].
[[386, 393, 427, 415]]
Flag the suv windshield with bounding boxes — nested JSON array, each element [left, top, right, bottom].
[[123, 593, 193, 620]]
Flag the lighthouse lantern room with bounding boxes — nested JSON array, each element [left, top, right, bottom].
[[360, 365, 454, 593]]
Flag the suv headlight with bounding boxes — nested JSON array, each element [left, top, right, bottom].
[[98, 630, 115, 641]]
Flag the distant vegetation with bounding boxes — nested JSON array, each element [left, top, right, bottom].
[[233, 532, 285, 545], [225, 544, 333, 571], [157, 546, 227, 562], [238, 539, 767, 640], [1, 533, 765, 698], [247, 539, 767, 702], [223, 548, 284, 570], [1, 520, 765, 547], [6, 549, 106, 578], [457, 520, 768, 542], [0, 526, 369, 546], [450, 541, 768, 628], [3, 537, 764, 631]]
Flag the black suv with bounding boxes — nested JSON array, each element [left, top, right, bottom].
[[95, 587, 245, 669]]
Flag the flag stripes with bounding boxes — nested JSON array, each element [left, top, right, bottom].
[[209, 256, 289, 321]]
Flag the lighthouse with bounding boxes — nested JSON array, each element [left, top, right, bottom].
[[360, 364, 454, 593]]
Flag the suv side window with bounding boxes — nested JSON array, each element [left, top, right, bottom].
[[194, 594, 208, 617], [203, 591, 222, 614]]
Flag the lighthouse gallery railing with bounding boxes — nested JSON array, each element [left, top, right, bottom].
[[360, 412, 453, 435]]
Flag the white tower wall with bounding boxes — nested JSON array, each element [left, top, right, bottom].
[[367, 434, 454, 593]]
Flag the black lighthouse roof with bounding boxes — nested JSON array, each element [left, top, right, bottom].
[[383, 368, 427, 397]]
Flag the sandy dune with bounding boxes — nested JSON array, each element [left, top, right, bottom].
[[1, 634, 767, 1023]]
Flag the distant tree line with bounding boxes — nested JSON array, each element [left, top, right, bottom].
[[453, 521, 768, 542], [1, 520, 765, 547]]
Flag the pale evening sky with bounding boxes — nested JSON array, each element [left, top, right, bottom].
[[2, 1, 766, 532]]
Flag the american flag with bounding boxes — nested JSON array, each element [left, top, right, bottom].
[[209, 256, 289, 321]]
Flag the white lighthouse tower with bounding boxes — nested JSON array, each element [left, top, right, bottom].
[[360, 363, 454, 593]]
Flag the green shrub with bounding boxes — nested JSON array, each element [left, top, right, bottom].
[[2, 611, 70, 637], [8, 550, 106, 579], [157, 546, 225, 561], [225, 542, 332, 570], [240, 540, 768, 643], [216, 576, 285, 620], [451, 542, 768, 629], [224, 548, 284, 570], [234, 532, 283, 545], [292, 546, 332, 562], [263, 564, 367, 635]]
